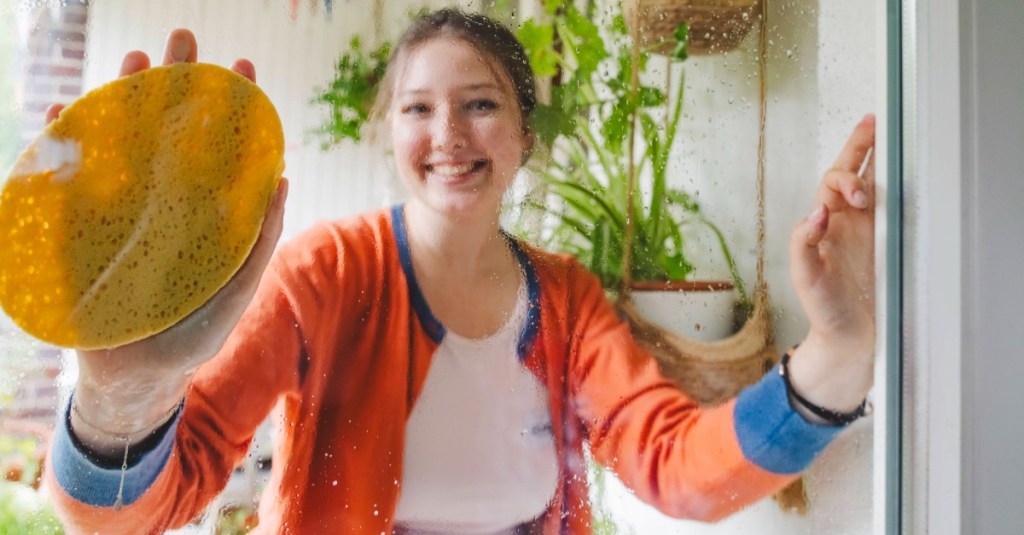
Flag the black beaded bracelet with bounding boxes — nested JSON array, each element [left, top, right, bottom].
[[780, 351, 869, 426]]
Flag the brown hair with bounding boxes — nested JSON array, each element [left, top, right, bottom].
[[371, 9, 537, 138]]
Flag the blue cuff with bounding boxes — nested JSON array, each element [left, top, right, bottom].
[[733, 364, 844, 474], [51, 398, 182, 507]]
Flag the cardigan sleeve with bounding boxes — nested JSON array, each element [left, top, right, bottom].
[[565, 265, 843, 522], [43, 223, 343, 533]]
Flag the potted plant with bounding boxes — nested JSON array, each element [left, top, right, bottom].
[[623, 0, 762, 56], [511, 0, 749, 338]]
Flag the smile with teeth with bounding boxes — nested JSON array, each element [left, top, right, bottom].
[[425, 160, 488, 176]]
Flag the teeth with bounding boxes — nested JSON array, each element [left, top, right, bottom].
[[428, 162, 479, 176]]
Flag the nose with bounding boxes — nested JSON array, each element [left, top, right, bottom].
[[431, 104, 468, 151]]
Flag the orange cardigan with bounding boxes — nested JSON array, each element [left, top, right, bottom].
[[45, 207, 842, 534]]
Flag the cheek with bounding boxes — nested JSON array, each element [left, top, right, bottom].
[[390, 122, 425, 165], [479, 122, 526, 165]]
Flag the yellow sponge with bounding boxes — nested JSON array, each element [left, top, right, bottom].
[[0, 63, 284, 349]]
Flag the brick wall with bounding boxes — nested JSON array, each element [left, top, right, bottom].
[[1, 0, 89, 427], [0, 323, 62, 422], [18, 0, 88, 146]]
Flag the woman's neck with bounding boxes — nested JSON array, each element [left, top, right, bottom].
[[403, 200, 511, 278], [402, 200, 523, 338]]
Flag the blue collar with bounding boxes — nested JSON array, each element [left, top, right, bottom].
[[390, 204, 541, 361]]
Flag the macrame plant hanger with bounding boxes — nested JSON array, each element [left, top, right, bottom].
[[615, 0, 809, 514]]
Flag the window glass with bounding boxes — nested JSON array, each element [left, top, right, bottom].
[[0, 1, 883, 533]]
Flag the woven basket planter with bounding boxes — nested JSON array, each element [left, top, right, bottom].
[[624, 0, 762, 56]]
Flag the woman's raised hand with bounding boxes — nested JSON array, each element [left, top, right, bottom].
[[50, 30, 288, 456], [787, 114, 877, 414]]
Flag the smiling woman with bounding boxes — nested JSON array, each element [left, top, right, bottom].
[[0, 1, 891, 534]]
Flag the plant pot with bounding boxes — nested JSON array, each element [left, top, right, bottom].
[[628, 280, 740, 341], [623, 0, 762, 56]]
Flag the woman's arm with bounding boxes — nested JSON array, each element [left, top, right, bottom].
[[787, 115, 876, 416], [44, 249, 310, 531], [43, 28, 287, 459], [40, 29, 298, 532]]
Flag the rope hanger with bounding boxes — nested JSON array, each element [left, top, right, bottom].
[[616, 0, 810, 514]]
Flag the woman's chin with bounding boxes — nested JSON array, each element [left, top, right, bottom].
[[420, 189, 501, 221]]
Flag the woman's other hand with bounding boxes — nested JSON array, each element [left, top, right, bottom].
[[787, 114, 876, 415]]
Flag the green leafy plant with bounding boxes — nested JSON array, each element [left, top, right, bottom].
[[310, 36, 390, 147], [517, 0, 747, 303]]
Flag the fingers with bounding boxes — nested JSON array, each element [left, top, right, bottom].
[[240, 178, 289, 276], [263, 178, 288, 244], [121, 30, 255, 85], [815, 114, 877, 213], [231, 59, 256, 83], [832, 114, 875, 172], [161, 29, 256, 83], [790, 203, 829, 272], [118, 50, 151, 77], [162, 29, 198, 65], [817, 168, 869, 212], [803, 204, 830, 247], [152, 178, 289, 363], [45, 104, 64, 125]]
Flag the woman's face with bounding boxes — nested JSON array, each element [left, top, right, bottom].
[[389, 38, 528, 220]]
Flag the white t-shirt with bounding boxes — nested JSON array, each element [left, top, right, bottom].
[[393, 280, 559, 534]]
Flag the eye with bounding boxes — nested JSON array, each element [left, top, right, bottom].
[[401, 103, 430, 116], [466, 99, 499, 112]]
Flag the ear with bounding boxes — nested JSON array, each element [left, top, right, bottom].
[[521, 128, 536, 165]]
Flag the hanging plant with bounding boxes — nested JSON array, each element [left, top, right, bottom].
[[310, 36, 390, 147], [515, 0, 747, 305], [623, 0, 762, 56]]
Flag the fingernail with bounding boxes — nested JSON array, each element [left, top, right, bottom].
[[808, 205, 825, 223], [853, 190, 868, 207], [170, 35, 190, 62], [861, 113, 876, 126]]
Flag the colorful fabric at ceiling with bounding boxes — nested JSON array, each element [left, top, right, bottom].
[[290, 0, 333, 21]]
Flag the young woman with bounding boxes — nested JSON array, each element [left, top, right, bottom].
[[44, 9, 876, 534]]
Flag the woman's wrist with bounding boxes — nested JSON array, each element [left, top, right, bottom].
[[787, 333, 874, 414], [69, 392, 182, 459], [70, 375, 188, 457], [781, 351, 869, 425]]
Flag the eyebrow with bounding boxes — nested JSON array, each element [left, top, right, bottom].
[[398, 83, 504, 96]]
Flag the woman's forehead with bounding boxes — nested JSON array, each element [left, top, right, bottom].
[[394, 38, 514, 96]]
